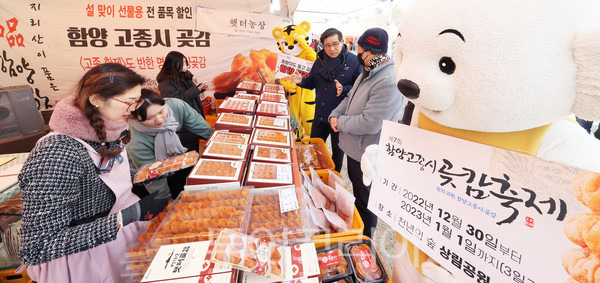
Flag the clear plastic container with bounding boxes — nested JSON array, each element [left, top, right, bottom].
[[147, 189, 252, 249]]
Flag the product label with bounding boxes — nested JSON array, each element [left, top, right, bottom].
[[357, 248, 376, 271], [319, 253, 340, 269]]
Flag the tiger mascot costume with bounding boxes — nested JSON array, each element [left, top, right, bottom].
[[273, 21, 316, 139]]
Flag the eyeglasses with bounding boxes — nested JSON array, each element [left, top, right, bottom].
[[325, 42, 341, 49], [111, 97, 144, 112]]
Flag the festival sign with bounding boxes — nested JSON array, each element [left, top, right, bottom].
[[369, 120, 596, 282]]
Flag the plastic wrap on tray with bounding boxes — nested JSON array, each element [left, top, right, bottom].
[[209, 130, 250, 145], [262, 83, 285, 94], [237, 81, 263, 93], [212, 229, 285, 278], [260, 92, 287, 103], [216, 113, 254, 127], [245, 162, 294, 188], [187, 158, 245, 186], [251, 128, 292, 148], [251, 145, 292, 163], [295, 142, 331, 170], [218, 97, 256, 114], [317, 244, 352, 282], [254, 115, 289, 131], [234, 92, 261, 101], [202, 141, 249, 160], [246, 188, 309, 245], [256, 101, 289, 117], [133, 151, 199, 184], [345, 240, 388, 283], [147, 189, 252, 249]]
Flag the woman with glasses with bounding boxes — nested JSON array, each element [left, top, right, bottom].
[[18, 63, 170, 282], [290, 28, 362, 172], [127, 89, 213, 199], [157, 51, 208, 117]]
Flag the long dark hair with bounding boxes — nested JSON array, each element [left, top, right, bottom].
[[74, 63, 145, 157], [156, 51, 191, 86], [131, 89, 166, 122]]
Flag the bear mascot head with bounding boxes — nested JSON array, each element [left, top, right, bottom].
[[384, 0, 600, 282], [272, 21, 317, 139]]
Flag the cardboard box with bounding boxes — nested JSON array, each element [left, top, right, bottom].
[[245, 162, 294, 188], [141, 241, 233, 282], [260, 92, 287, 104], [218, 97, 256, 115], [256, 101, 289, 117], [214, 113, 254, 134], [202, 141, 249, 161], [254, 116, 290, 131], [251, 128, 292, 149], [237, 81, 263, 94], [209, 131, 251, 145], [262, 83, 286, 95], [234, 92, 261, 102], [187, 158, 245, 186], [251, 145, 292, 163]]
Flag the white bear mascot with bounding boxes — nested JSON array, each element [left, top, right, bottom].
[[361, 0, 600, 282]]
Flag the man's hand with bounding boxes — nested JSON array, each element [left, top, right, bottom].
[[291, 71, 303, 84], [334, 80, 343, 96], [330, 117, 339, 132]]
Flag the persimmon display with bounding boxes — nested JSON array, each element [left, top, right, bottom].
[[205, 142, 245, 157], [192, 160, 238, 177], [148, 190, 250, 248], [261, 92, 286, 103], [211, 131, 249, 144], [257, 101, 289, 116], [262, 84, 285, 94], [219, 98, 256, 112], [220, 113, 252, 125], [255, 146, 289, 161], [296, 143, 330, 170], [255, 129, 289, 144]]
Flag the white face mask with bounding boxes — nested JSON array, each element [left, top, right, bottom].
[[181, 62, 188, 72]]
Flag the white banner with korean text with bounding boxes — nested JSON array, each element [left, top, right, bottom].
[[368, 120, 595, 282], [274, 53, 313, 80], [195, 8, 291, 39], [0, 0, 283, 110]]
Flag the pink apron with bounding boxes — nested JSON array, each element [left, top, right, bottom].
[[27, 134, 145, 283]]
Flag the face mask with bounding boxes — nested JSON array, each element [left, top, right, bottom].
[[181, 63, 188, 72], [357, 51, 366, 66]]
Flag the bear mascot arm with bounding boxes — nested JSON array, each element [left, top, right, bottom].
[[361, 0, 600, 282], [273, 21, 317, 139]]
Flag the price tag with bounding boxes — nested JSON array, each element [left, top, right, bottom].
[[278, 187, 299, 213]]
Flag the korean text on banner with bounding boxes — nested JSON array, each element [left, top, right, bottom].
[[368, 120, 597, 282], [195, 7, 291, 39]]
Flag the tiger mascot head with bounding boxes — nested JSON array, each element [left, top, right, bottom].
[[272, 21, 312, 58]]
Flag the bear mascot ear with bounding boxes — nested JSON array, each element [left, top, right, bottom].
[[572, 29, 600, 121]]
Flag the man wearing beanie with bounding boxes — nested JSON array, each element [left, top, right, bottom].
[[291, 28, 362, 172], [329, 27, 407, 238]]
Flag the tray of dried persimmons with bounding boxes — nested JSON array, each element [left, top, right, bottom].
[[132, 151, 199, 184], [146, 189, 252, 249]]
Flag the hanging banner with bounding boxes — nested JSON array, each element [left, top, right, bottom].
[[0, 0, 281, 110], [195, 7, 291, 39], [369, 120, 596, 282]]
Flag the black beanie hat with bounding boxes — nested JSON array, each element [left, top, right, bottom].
[[357, 27, 388, 54]]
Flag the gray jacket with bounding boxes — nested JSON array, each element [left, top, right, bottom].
[[329, 60, 406, 161]]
